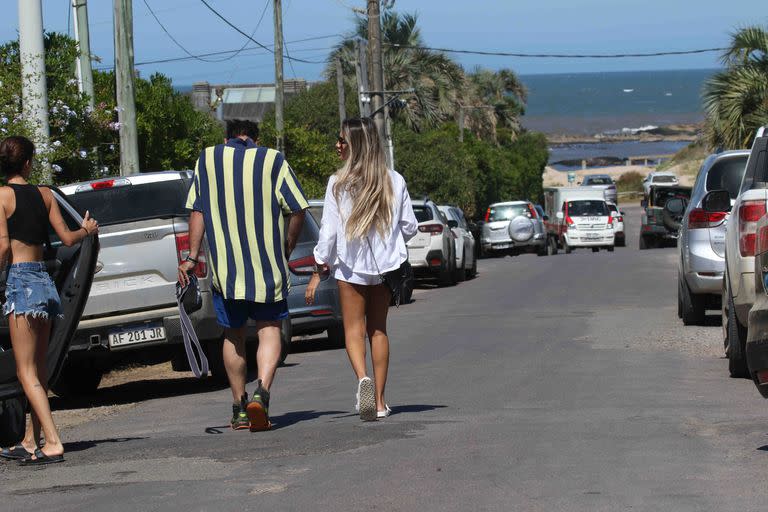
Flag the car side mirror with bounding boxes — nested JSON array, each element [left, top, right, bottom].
[[556, 211, 564, 220], [702, 189, 731, 213], [665, 198, 685, 215], [447, 220, 459, 229], [640, 199, 648, 208]]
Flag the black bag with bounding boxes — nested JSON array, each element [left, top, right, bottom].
[[366, 238, 410, 307]]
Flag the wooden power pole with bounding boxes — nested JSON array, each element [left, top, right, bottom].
[[113, 0, 139, 175], [335, 57, 346, 129], [366, 0, 387, 153], [72, 0, 95, 109], [273, 0, 285, 153]]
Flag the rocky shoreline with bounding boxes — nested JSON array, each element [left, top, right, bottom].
[[546, 123, 702, 145]]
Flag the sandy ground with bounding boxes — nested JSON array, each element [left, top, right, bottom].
[[543, 164, 697, 188]]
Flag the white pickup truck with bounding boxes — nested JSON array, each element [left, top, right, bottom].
[[715, 127, 768, 378]]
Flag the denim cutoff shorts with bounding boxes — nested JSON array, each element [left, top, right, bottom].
[[3, 262, 62, 319]]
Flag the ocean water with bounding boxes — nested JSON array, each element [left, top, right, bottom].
[[520, 68, 716, 135]]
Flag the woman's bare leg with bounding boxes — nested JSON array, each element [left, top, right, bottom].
[[366, 285, 391, 411], [338, 281, 368, 380], [10, 315, 63, 458]]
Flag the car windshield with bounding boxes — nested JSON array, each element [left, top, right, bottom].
[[488, 204, 529, 221], [653, 175, 677, 183], [585, 177, 612, 185], [413, 205, 434, 223], [67, 180, 190, 226], [607, 203, 619, 213], [567, 200, 608, 216], [652, 188, 691, 207], [706, 156, 749, 199]]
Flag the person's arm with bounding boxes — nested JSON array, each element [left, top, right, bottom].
[[0, 200, 9, 268], [275, 154, 309, 259], [43, 188, 98, 247], [178, 211, 204, 286], [285, 209, 305, 259], [399, 181, 418, 242], [307, 179, 338, 305]]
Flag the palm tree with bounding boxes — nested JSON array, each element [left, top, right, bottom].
[[703, 26, 768, 149], [464, 67, 528, 141]]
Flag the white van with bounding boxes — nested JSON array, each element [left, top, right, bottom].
[[543, 187, 615, 254]]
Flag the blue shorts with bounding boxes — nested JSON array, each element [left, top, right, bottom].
[[3, 262, 62, 320], [212, 292, 288, 329]]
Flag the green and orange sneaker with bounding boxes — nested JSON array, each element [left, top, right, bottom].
[[231, 394, 250, 430], [247, 379, 272, 432]]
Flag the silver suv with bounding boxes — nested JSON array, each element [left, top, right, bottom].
[[480, 201, 547, 257], [676, 150, 750, 325]]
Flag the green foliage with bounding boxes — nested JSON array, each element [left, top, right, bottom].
[[616, 171, 644, 193]]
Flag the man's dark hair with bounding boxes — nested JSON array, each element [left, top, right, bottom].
[[241, 120, 259, 141], [0, 136, 35, 177], [226, 119, 245, 140]]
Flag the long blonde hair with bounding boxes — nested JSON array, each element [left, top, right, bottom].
[[333, 118, 394, 240]]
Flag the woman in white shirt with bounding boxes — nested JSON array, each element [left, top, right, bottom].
[[306, 117, 418, 421]]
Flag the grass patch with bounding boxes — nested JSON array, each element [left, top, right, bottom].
[[616, 171, 644, 193]]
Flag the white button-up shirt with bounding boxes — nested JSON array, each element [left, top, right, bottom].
[[313, 170, 418, 275]]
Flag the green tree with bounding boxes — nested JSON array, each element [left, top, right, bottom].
[[703, 26, 768, 149], [465, 68, 528, 141]]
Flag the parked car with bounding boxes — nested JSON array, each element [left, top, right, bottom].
[[717, 127, 768, 378], [747, 210, 768, 396], [581, 174, 617, 204], [438, 205, 477, 281], [407, 199, 457, 286], [675, 150, 750, 326], [543, 187, 613, 254], [480, 201, 547, 257], [606, 202, 626, 247], [0, 187, 99, 445], [642, 172, 679, 197], [639, 185, 691, 249]]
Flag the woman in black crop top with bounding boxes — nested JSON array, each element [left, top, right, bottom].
[[0, 136, 98, 465]]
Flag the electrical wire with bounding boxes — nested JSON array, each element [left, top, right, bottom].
[[198, 0, 325, 64], [142, 0, 270, 63], [386, 43, 729, 59]]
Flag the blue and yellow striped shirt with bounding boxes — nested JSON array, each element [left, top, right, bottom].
[[186, 138, 308, 302]]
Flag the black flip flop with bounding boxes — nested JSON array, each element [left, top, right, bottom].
[[0, 445, 34, 460], [18, 448, 64, 466]]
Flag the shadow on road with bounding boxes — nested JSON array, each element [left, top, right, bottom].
[[203, 409, 346, 434], [51, 377, 228, 411], [64, 436, 146, 453], [332, 404, 447, 420]]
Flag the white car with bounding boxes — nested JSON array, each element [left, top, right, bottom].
[[555, 198, 615, 253], [407, 199, 457, 286], [438, 205, 477, 281], [606, 202, 626, 247], [643, 172, 679, 197], [718, 127, 768, 378]]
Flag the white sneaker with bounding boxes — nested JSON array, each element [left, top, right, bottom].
[[357, 377, 376, 421], [377, 405, 392, 418]]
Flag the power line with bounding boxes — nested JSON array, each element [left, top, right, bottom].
[[386, 43, 729, 59], [198, 0, 324, 64], [142, 0, 270, 63]]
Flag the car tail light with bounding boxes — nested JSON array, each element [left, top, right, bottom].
[[688, 208, 727, 230], [565, 216, 574, 226], [615, 216, 623, 222], [288, 255, 329, 276], [757, 369, 768, 385], [419, 224, 443, 236], [175, 232, 207, 278], [756, 224, 768, 255], [739, 200, 767, 257], [484, 208, 491, 223], [607, 215, 614, 227], [74, 177, 130, 193]]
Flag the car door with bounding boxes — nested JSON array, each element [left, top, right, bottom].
[[456, 209, 474, 267], [0, 187, 99, 399]]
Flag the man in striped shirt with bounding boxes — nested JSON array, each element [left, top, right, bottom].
[[179, 119, 308, 431]]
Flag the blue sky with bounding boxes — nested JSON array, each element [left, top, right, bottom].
[[1, 0, 765, 86]]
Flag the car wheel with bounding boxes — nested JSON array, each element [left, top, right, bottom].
[[639, 235, 647, 250], [279, 317, 291, 365], [327, 323, 346, 348], [680, 276, 706, 326], [537, 243, 547, 257], [677, 278, 684, 319], [726, 286, 749, 378], [591, 247, 599, 253], [564, 239, 572, 254], [0, 397, 26, 447], [456, 250, 467, 282], [468, 252, 478, 279], [607, 245, 614, 253], [547, 236, 558, 256], [51, 361, 103, 398]]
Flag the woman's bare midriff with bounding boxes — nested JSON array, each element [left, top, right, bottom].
[[9, 239, 44, 264]]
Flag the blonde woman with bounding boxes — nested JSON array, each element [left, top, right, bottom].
[[306, 118, 418, 421]]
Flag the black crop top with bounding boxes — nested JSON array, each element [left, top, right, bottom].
[[7, 184, 50, 246]]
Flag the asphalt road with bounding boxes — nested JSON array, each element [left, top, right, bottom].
[[4, 205, 768, 511]]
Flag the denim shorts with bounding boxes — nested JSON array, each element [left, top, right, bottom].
[[212, 291, 288, 329], [3, 262, 62, 319]]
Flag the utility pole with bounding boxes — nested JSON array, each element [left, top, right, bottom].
[[273, 0, 285, 153], [114, 0, 139, 175], [72, 0, 95, 109], [367, 0, 389, 164], [18, 0, 51, 182], [335, 57, 346, 130], [354, 40, 371, 117]]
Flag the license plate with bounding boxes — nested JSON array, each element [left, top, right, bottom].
[[494, 243, 511, 249], [109, 325, 166, 348], [585, 233, 600, 239]]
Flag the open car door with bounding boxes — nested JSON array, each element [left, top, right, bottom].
[[0, 186, 99, 445]]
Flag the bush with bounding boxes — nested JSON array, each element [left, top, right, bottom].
[[616, 171, 644, 192]]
